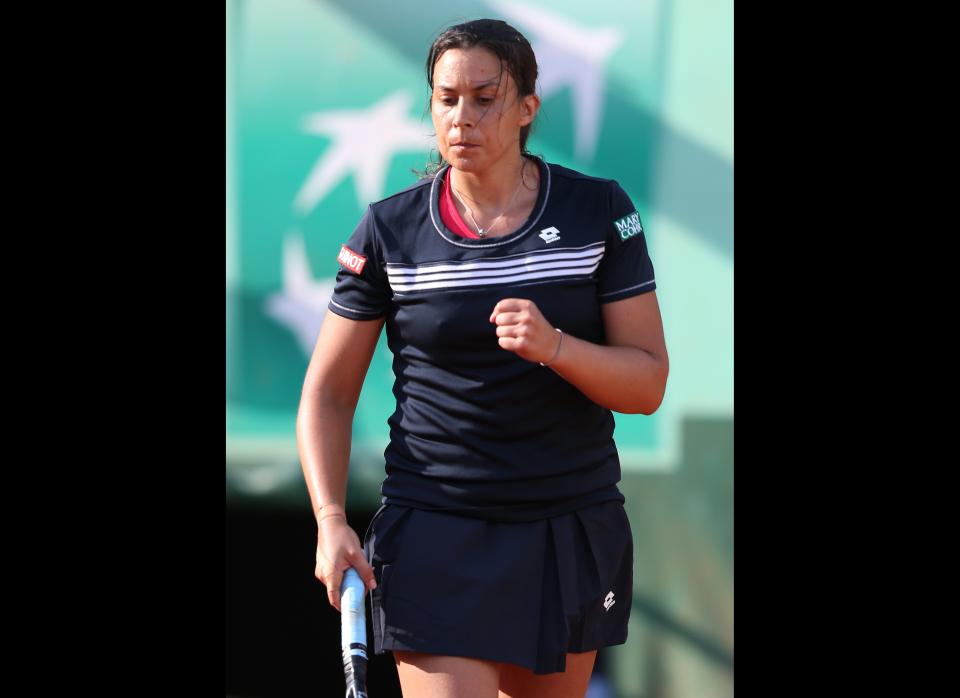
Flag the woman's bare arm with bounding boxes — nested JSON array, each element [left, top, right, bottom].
[[297, 310, 385, 608], [490, 291, 668, 415], [296, 310, 386, 522]]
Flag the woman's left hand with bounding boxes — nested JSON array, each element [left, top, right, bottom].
[[489, 298, 561, 365]]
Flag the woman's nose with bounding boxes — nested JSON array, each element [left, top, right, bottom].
[[451, 98, 476, 129]]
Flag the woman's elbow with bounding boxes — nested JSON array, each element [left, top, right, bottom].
[[638, 395, 664, 415], [637, 362, 669, 415], [617, 392, 664, 415], [627, 394, 663, 416]]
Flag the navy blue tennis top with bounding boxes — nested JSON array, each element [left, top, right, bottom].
[[328, 156, 656, 522]]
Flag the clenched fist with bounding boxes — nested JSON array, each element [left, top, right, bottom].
[[489, 298, 562, 365]]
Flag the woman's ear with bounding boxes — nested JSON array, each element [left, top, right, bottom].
[[520, 93, 541, 126]]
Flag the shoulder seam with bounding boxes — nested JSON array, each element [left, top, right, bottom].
[[369, 175, 434, 208], [547, 163, 613, 185]]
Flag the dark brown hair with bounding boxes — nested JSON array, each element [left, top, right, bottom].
[[418, 18, 540, 176]]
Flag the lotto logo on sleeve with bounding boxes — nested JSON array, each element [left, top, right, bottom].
[[613, 211, 644, 241], [337, 245, 367, 275]]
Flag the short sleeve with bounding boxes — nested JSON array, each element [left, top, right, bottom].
[[327, 206, 391, 320], [596, 180, 657, 304]]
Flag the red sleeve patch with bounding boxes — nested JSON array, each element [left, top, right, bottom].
[[337, 245, 368, 275]]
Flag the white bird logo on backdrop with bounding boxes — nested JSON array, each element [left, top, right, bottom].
[[274, 92, 433, 353], [294, 90, 434, 215]]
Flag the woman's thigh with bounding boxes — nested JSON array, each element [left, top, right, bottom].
[[394, 649, 502, 698], [497, 650, 598, 698]]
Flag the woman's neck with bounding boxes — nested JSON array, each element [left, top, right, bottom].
[[448, 153, 530, 213]]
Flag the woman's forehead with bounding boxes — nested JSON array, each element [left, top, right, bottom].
[[433, 48, 510, 90]]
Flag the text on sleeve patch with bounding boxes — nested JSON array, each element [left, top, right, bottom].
[[613, 211, 643, 241], [337, 245, 368, 275]]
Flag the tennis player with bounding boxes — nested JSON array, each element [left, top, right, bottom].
[[298, 18, 668, 698]]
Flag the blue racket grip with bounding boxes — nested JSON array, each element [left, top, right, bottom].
[[341, 568, 368, 698]]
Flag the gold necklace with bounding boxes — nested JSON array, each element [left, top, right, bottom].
[[450, 163, 525, 238]]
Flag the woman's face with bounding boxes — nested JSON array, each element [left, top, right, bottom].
[[430, 47, 539, 174]]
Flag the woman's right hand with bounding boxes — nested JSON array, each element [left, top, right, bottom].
[[315, 512, 378, 612]]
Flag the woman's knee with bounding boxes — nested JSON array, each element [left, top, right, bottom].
[[394, 650, 502, 698], [497, 650, 597, 698]]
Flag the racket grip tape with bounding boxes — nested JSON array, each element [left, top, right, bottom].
[[341, 568, 369, 698]]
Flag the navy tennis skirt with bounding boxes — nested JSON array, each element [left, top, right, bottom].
[[362, 499, 634, 675]]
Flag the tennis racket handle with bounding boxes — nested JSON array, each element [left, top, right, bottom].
[[341, 568, 369, 698]]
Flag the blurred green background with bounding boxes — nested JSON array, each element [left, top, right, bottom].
[[226, 1, 731, 696]]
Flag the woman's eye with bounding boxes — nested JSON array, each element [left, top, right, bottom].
[[478, 97, 493, 104]]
